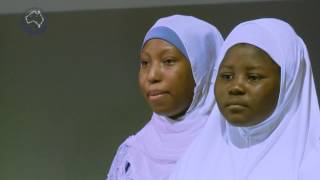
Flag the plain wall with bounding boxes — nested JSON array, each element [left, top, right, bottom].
[[0, 1, 319, 180], [0, 0, 296, 14]]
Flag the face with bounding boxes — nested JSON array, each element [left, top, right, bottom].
[[214, 43, 280, 127], [139, 39, 195, 119]]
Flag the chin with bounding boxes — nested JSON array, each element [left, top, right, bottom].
[[153, 107, 171, 116], [226, 117, 264, 127], [227, 120, 250, 127], [224, 114, 251, 127]]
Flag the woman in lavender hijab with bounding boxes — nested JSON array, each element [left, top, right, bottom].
[[106, 15, 223, 180], [169, 18, 320, 180]]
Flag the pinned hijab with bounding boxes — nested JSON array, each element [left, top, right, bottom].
[[169, 18, 320, 180], [111, 15, 223, 180]]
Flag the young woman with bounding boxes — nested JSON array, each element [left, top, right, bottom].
[[169, 18, 320, 180], [107, 15, 223, 180]]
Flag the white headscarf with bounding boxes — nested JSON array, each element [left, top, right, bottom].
[[110, 15, 223, 180], [169, 18, 320, 180]]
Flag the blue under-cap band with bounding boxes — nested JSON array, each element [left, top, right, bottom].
[[142, 26, 189, 59]]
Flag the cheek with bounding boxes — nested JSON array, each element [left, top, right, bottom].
[[138, 73, 147, 94], [214, 81, 225, 104], [183, 76, 195, 102], [259, 83, 279, 104], [170, 68, 194, 108], [253, 84, 279, 117], [168, 68, 191, 92]]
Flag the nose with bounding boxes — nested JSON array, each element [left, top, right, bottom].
[[147, 63, 161, 84], [228, 76, 246, 96]]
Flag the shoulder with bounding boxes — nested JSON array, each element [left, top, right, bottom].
[[106, 136, 135, 180]]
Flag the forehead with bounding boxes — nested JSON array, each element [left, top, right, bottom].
[[220, 43, 279, 70], [141, 39, 179, 55]]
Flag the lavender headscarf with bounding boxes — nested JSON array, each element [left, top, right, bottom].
[[169, 18, 320, 180], [107, 14, 223, 180]]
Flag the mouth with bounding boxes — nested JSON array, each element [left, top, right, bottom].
[[224, 102, 248, 112], [225, 100, 248, 107], [226, 103, 248, 108], [147, 90, 168, 101]]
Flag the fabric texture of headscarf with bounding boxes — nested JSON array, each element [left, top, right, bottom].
[[169, 18, 320, 180], [107, 14, 223, 180]]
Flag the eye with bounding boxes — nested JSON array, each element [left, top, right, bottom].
[[163, 58, 176, 66], [248, 74, 263, 82], [219, 72, 233, 81], [140, 60, 149, 68]]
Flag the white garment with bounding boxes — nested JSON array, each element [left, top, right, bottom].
[[107, 14, 223, 180], [169, 18, 320, 180]]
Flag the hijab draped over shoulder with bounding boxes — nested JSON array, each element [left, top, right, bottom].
[[169, 18, 320, 180]]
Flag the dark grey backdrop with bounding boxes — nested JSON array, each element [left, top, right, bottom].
[[1, 1, 319, 180]]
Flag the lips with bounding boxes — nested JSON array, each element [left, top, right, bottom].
[[147, 90, 168, 101], [226, 103, 248, 107], [224, 102, 248, 113], [224, 101, 248, 108], [148, 90, 166, 96]]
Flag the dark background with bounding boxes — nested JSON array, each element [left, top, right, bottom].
[[0, 1, 319, 180]]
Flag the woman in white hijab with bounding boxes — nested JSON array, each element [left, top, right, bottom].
[[169, 18, 320, 180], [106, 14, 223, 180]]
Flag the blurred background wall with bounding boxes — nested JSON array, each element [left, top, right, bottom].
[[0, 0, 319, 179]]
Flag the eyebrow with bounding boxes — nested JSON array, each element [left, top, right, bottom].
[[141, 48, 175, 57], [219, 65, 233, 70], [219, 65, 267, 71], [159, 48, 178, 56], [246, 66, 266, 70], [140, 51, 150, 59]]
